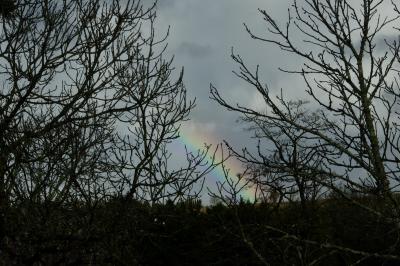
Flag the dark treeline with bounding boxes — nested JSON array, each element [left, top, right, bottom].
[[2, 196, 399, 265]]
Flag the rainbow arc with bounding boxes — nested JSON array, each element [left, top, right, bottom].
[[179, 125, 256, 202]]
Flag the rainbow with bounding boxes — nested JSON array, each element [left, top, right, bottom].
[[178, 123, 256, 202]]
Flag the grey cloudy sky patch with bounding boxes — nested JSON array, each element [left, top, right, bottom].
[[156, 0, 176, 9], [177, 42, 213, 58], [375, 34, 400, 52], [156, 0, 293, 125]]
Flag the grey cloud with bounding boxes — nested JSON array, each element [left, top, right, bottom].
[[177, 42, 213, 58], [375, 34, 399, 51], [157, 0, 176, 9]]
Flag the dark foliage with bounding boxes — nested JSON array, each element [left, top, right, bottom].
[[1, 197, 399, 265], [0, 0, 16, 18]]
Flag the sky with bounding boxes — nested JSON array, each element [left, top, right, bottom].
[[156, 0, 292, 136], [152, 0, 314, 200], [152, 0, 398, 202], [153, 0, 299, 201]]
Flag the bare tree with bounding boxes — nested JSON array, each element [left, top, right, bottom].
[[0, 0, 220, 262], [233, 100, 326, 213], [211, 0, 400, 263]]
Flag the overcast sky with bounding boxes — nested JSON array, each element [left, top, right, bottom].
[[152, 0, 323, 202], [156, 0, 295, 148], [152, 0, 397, 201]]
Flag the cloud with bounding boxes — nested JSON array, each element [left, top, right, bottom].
[[156, 0, 176, 9], [375, 33, 399, 52], [177, 42, 213, 58], [182, 120, 217, 135]]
